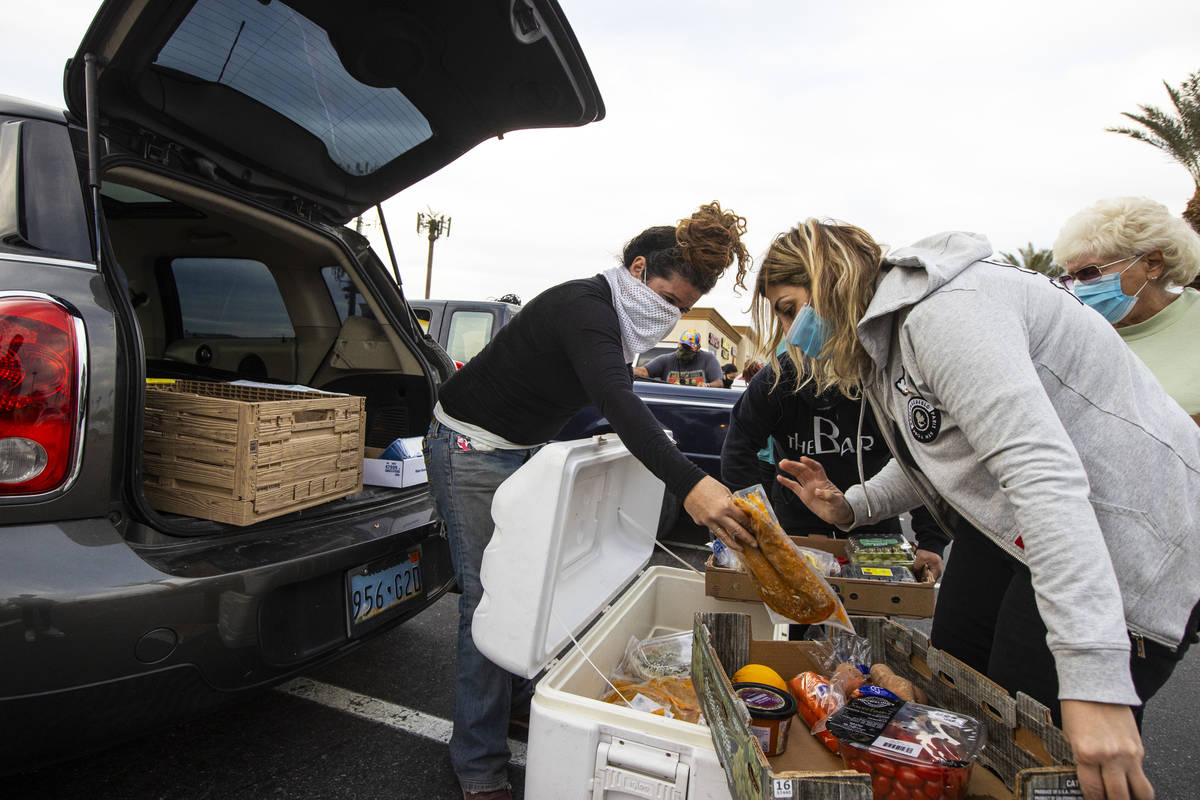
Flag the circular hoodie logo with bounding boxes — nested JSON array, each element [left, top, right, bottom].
[[907, 397, 941, 443]]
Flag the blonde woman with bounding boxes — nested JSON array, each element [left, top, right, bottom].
[[1054, 196, 1200, 424], [765, 220, 1200, 800]]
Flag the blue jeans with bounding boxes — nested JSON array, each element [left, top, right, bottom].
[[424, 420, 537, 794]]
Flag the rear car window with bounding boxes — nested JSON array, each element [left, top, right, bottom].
[[321, 265, 376, 323], [446, 310, 493, 364], [153, 0, 433, 176], [171, 258, 294, 339]]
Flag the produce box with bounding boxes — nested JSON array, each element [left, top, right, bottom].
[[705, 535, 936, 619], [142, 380, 364, 525], [363, 436, 427, 488], [692, 612, 1081, 800]]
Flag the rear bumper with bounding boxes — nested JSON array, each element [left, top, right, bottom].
[[0, 495, 453, 770]]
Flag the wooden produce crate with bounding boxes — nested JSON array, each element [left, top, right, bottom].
[[142, 380, 365, 525]]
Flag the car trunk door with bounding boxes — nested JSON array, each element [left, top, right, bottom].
[[63, 0, 604, 223]]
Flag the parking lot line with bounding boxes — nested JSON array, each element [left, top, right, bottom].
[[277, 677, 528, 768]]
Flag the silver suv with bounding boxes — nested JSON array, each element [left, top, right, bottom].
[[0, 0, 601, 771]]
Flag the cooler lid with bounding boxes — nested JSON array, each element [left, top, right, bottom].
[[472, 435, 665, 679]]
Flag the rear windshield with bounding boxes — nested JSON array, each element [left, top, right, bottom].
[[154, 0, 433, 176]]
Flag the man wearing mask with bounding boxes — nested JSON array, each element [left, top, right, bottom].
[[634, 329, 725, 386]]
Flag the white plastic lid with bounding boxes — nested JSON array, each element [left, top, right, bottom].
[[472, 435, 665, 678]]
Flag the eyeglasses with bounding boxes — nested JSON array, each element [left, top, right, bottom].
[[1056, 253, 1144, 291]]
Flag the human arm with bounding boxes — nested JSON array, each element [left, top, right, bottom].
[[561, 299, 753, 549], [905, 291, 1136, 706], [632, 365, 650, 378], [1060, 700, 1154, 800], [720, 364, 782, 490], [701, 352, 725, 387]]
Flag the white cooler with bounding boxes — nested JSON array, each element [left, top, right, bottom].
[[473, 436, 775, 800]]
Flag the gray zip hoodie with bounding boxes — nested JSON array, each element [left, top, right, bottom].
[[842, 231, 1200, 706]]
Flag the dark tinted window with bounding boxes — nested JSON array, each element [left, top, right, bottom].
[[0, 117, 91, 262], [321, 266, 376, 323], [172, 258, 294, 338], [154, 0, 432, 176]]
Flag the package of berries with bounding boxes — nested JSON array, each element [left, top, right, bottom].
[[825, 696, 985, 800]]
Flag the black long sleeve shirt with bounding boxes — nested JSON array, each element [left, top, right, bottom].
[[438, 275, 707, 501], [720, 353, 949, 556]]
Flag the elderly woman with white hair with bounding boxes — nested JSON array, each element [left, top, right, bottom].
[[1053, 196, 1200, 424]]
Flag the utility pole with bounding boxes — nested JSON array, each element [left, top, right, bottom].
[[416, 210, 451, 299]]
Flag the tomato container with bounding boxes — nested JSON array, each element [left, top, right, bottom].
[[731, 682, 796, 756], [825, 696, 984, 800]]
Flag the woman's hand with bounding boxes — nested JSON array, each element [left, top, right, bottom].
[[683, 476, 755, 552], [913, 549, 944, 581], [1060, 700, 1154, 800], [776, 458, 854, 526]]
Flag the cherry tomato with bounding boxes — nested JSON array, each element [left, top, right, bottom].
[[884, 788, 911, 800], [873, 775, 892, 796], [847, 757, 872, 775], [872, 756, 897, 777], [896, 766, 924, 789], [923, 779, 943, 799], [913, 764, 945, 782]]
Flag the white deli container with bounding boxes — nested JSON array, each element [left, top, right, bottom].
[[473, 436, 776, 800]]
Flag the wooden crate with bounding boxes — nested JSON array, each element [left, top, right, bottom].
[[142, 380, 365, 525]]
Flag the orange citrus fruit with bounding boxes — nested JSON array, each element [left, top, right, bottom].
[[731, 663, 787, 693]]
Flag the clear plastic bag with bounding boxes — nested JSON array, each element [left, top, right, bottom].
[[613, 630, 693, 682], [732, 485, 854, 633], [795, 544, 841, 577]]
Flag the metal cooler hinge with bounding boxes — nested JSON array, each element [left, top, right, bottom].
[[592, 738, 688, 799]]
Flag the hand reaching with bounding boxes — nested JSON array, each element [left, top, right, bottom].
[[776, 458, 854, 527], [1061, 700, 1154, 800], [683, 476, 756, 552]]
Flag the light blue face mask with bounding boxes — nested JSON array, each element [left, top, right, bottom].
[[1070, 254, 1147, 324], [785, 303, 831, 358]]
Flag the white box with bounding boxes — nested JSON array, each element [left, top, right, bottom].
[[362, 437, 427, 488], [471, 436, 778, 799]]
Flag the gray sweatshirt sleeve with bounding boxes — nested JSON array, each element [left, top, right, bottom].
[[843, 457, 924, 527], [904, 292, 1136, 705]]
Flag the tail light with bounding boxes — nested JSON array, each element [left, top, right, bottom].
[[0, 295, 86, 495]]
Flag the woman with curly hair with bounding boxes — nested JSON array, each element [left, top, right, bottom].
[[424, 202, 754, 800], [1054, 196, 1200, 424], [763, 219, 1200, 800]]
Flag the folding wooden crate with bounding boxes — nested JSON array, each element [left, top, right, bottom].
[[142, 380, 366, 525]]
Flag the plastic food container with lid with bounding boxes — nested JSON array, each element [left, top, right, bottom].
[[731, 682, 796, 756], [841, 564, 918, 583], [845, 532, 916, 567], [825, 696, 985, 800]]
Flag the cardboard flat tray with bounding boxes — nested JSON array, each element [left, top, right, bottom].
[[705, 534, 937, 619], [693, 612, 1080, 800]]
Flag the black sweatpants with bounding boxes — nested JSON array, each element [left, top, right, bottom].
[[930, 522, 1199, 727]]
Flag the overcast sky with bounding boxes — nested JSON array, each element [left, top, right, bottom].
[[6, 1, 1199, 330]]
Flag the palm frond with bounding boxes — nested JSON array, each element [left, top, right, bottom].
[[1109, 70, 1200, 185]]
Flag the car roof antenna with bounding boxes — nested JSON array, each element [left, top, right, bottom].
[[375, 203, 402, 286], [84, 53, 104, 271]]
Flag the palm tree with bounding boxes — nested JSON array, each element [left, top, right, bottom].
[[999, 243, 1060, 277], [1108, 70, 1200, 235]]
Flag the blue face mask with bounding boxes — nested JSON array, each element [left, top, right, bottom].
[[785, 303, 831, 358], [1070, 255, 1147, 324]]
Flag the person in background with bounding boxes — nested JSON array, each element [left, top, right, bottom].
[[1053, 196, 1200, 424], [721, 362, 739, 388], [721, 254, 948, 578], [425, 202, 755, 800], [633, 329, 725, 386], [763, 219, 1199, 800]]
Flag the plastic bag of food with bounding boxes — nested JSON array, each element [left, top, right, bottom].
[[785, 670, 842, 753], [826, 697, 985, 800], [732, 485, 854, 633], [613, 630, 692, 682], [710, 538, 743, 571], [795, 544, 841, 577], [600, 677, 704, 724]]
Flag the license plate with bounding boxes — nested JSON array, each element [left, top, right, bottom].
[[347, 550, 423, 631]]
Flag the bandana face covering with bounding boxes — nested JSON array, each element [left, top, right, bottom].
[[602, 266, 683, 363]]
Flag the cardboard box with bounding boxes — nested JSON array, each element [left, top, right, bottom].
[[362, 436, 427, 488], [705, 535, 936, 619], [142, 380, 364, 525], [692, 612, 1081, 800]]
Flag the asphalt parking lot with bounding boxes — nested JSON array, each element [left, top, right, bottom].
[[7, 521, 1196, 800]]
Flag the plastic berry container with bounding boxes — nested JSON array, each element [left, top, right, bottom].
[[731, 682, 797, 756], [841, 564, 918, 583], [826, 697, 984, 800], [845, 533, 916, 568]]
